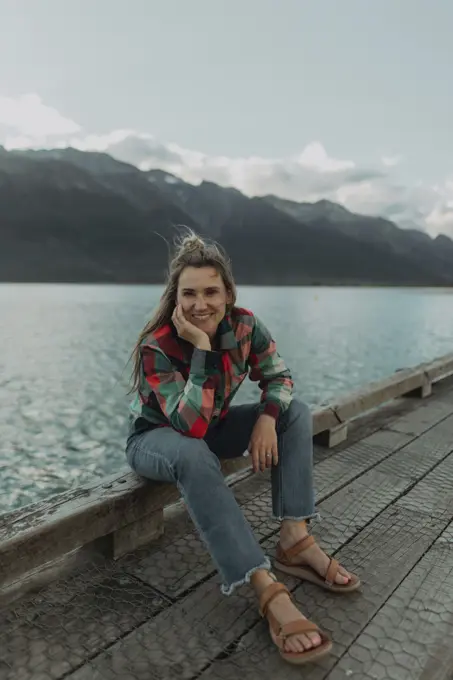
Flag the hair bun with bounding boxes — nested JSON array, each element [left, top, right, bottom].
[[175, 230, 206, 256]]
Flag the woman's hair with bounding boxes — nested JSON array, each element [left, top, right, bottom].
[[128, 229, 237, 394]]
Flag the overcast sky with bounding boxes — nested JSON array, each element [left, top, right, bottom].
[[1, 0, 452, 236]]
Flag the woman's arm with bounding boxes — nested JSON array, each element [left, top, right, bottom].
[[140, 344, 221, 438], [247, 315, 293, 420]]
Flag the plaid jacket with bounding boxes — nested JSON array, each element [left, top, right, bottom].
[[130, 307, 293, 438]]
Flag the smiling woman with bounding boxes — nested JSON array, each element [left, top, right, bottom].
[[173, 265, 232, 345], [125, 229, 359, 665]]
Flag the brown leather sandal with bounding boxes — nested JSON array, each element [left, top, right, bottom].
[[259, 579, 332, 665], [274, 535, 361, 593]]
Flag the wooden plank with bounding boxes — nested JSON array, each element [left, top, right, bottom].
[[120, 429, 412, 597], [0, 570, 169, 680], [312, 429, 412, 498], [396, 445, 453, 519], [120, 411, 453, 598], [332, 367, 426, 423], [329, 523, 453, 680], [0, 470, 180, 589], [197, 507, 449, 680], [0, 538, 111, 609], [313, 383, 453, 465], [65, 576, 258, 680], [378, 413, 453, 482], [5, 426, 453, 680], [314, 422, 348, 447], [312, 407, 341, 436], [330, 351, 453, 426], [196, 450, 453, 680], [112, 508, 164, 559], [0, 465, 253, 589], [64, 505, 449, 680], [2, 359, 453, 594], [387, 397, 453, 435], [315, 352, 453, 443], [425, 353, 453, 383]]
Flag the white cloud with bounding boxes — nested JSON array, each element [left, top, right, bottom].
[[381, 154, 402, 167], [1, 93, 453, 238], [0, 94, 80, 142]]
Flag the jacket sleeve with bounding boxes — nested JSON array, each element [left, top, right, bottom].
[[140, 344, 221, 438], [247, 315, 293, 420]]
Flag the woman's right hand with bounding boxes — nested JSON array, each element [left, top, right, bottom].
[[172, 304, 211, 350]]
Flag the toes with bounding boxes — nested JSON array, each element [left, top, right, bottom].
[[309, 632, 322, 647], [300, 634, 313, 650], [285, 635, 313, 653], [285, 632, 321, 654], [336, 566, 351, 584], [286, 636, 306, 654]]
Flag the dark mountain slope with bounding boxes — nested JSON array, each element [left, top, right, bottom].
[[1, 147, 452, 286]]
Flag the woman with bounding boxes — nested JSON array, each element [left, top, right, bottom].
[[126, 231, 360, 665]]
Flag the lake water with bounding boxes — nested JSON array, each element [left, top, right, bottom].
[[1, 284, 453, 514]]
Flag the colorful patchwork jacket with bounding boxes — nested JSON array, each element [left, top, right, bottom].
[[129, 307, 293, 438]]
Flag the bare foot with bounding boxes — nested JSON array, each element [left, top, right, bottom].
[[280, 526, 351, 585]]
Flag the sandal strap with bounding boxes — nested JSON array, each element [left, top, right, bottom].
[[278, 618, 321, 640], [325, 557, 339, 586], [259, 582, 290, 618], [278, 534, 316, 561]]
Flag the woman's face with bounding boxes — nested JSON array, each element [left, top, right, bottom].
[[176, 266, 231, 338]]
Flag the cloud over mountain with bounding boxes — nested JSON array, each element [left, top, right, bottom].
[[1, 93, 452, 238]]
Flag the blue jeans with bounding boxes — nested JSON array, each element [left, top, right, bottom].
[[125, 399, 318, 595]]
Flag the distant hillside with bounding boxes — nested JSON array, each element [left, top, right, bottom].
[[264, 194, 453, 283], [1, 146, 452, 286]]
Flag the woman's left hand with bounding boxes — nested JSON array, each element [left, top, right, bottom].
[[248, 415, 279, 473]]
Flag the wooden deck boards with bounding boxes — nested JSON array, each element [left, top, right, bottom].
[[2, 379, 453, 680]]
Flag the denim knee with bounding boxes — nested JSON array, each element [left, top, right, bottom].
[[175, 437, 221, 481], [278, 398, 312, 436]]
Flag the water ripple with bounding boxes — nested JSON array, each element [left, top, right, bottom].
[[1, 284, 452, 513]]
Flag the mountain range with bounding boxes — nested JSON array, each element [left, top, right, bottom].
[[1, 145, 452, 286]]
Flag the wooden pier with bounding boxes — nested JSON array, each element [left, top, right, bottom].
[[1, 353, 453, 679]]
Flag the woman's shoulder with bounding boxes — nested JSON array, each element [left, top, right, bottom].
[[229, 306, 258, 330]]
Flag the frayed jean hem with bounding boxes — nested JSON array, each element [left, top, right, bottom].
[[272, 511, 321, 522], [220, 557, 272, 596]]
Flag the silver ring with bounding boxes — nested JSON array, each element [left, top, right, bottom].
[[266, 454, 272, 458]]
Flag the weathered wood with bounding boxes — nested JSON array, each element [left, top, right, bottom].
[[312, 406, 341, 435], [425, 353, 453, 383], [332, 367, 424, 422], [331, 523, 453, 680], [2, 383, 453, 680], [2, 353, 453, 599], [0, 539, 109, 609], [330, 352, 453, 426], [111, 508, 164, 559], [64, 502, 450, 680], [406, 380, 433, 398], [0, 471, 177, 590], [0, 570, 168, 680], [203, 506, 449, 680], [119, 422, 441, 599], [314, 422, 348, 447]]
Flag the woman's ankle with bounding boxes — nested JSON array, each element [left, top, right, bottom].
[[250, 569, 276, 595], [279, 519, 309, 548]]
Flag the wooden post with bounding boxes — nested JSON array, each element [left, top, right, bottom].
[[111, 508, 164, 560], [314, 422, 348, 448], [406, 382, 432, 399]]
